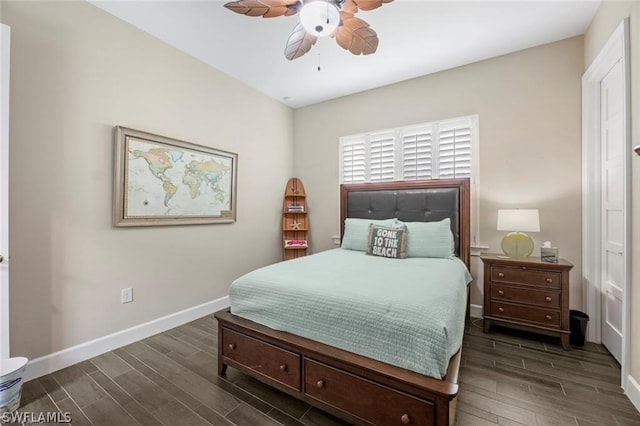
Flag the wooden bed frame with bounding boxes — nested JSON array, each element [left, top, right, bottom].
[[215, 178, 470, 426]]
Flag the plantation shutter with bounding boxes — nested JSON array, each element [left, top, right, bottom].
[[369, 132, 395, 182], [402, 128, 432, 180], [438, 122, 472, 178], [340, 115, 476, 182], [341, 139, 366, 183]]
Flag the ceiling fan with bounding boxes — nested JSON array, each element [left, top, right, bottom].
[[224, 0, 394, 60]]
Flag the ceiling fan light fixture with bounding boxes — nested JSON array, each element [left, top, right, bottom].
[[299, 0, 340, 37], [224, 0, 393, 59]]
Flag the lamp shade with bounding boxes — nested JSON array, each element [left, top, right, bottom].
[[497, 209, 540, 232], [299, 1, 340, 37]]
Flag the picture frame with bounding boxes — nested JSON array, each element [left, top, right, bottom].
[[113, 126, 237, 227]]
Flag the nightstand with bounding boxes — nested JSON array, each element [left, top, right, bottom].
[[481, 254, 573, 349]]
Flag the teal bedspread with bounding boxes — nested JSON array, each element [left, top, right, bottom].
[[229, 249, 472, 379]]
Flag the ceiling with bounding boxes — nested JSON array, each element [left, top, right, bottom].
[[91, 0, 601, 108]]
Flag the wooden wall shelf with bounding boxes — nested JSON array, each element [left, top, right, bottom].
[[282, 178, 308, 260]]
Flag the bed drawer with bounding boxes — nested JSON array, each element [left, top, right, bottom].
[[491, 266, 560, 289], [490, 284, 560, 308], [304, 359, 434, 426], [489, 301, 560, 328], [222, 328, 301, 390]]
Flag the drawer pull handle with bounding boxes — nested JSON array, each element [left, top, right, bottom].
[[522, 266, 527, 270], [401, 414, 411, 424], [228, 343, 236, 350], [498, 290, 504, 296], [498, 272, 505, 278], [546, 278, 553, 283], [545, 296, 552, 302], [279, 364, 287, 372], [545, 315, 552, 320], [498, 307, 504, 313], [316, 380, 325, 389]]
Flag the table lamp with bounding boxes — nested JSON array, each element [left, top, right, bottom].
[[497, 209, 540, 258]]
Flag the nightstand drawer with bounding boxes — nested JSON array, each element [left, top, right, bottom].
[[489, 301, 561, 328], [490, 284, 560, 308], [491, 266, 561, 289]]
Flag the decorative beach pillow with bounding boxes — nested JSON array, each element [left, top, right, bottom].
[[399, 218, 454, 258], [341, 218, 398, 252], [366, 224, 407, 259]]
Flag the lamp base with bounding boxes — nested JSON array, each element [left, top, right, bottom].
[[501, 232, 534, 258]]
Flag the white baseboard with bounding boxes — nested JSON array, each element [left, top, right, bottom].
[[625, 374, 640, 413], [470, 303, 483, 319], [24, 296, 230, 382]]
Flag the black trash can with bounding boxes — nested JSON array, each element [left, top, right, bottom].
[[569, 310, 589, 347]]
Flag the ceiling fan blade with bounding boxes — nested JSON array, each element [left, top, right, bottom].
[[335, 15, 378, 55], [224, 0, 301, 18], [351, 0, 393, 12], [340, 0, 358, 14], [284, 23, 318, 60]]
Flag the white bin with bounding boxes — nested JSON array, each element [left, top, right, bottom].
[[0, 357, 28, 413]]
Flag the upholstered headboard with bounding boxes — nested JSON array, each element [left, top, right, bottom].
[[340, 179, 470, 268]]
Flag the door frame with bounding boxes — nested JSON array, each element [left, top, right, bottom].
[[0, 23, 10, 359], [582, 19, 630, 383]]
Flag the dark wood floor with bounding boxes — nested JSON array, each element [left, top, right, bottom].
[[15, 316, 640, 425]]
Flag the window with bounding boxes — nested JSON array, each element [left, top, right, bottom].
[[369, 132, 395, 182], [339, 115, 480, 244], [402, 126, 432, 180]]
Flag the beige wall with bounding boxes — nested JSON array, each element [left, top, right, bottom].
[[2, 1, 293, 359], [293, 37, 584, 311], [584, 0, 640, 389], [5, 0, 631, 390]]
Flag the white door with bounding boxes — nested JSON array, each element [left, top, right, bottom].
[[0, 24, 10, 359], [600, 58, 624, 364]]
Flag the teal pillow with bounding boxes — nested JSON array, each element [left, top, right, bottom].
[[341, 218, 398, 252], [400, 218, 455, 258]]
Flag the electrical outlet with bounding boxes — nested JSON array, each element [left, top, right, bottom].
[[121, 287, 133, 304]]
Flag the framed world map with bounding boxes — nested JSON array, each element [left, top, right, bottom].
[[113, 126, 237, 227]]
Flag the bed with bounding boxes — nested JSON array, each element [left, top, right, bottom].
[[215, 178, 471, 426]]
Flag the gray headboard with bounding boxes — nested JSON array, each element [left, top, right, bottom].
[[340, 179, 470, 268]]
